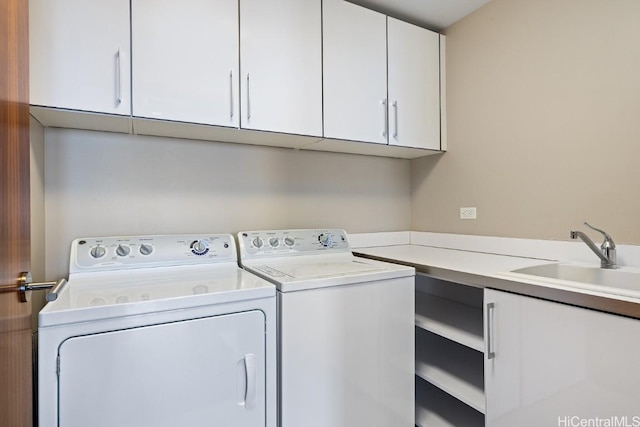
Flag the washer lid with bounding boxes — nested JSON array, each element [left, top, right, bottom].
[[39, 265, 275, 327], [246, 256, 415, 292]]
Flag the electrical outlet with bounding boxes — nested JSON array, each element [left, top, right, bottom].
[[460, 207, 477, 220]]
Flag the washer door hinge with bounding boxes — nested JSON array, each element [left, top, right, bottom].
[[56, 355, 60, 377]]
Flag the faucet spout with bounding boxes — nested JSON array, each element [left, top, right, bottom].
[[570, 223, 617, 269]]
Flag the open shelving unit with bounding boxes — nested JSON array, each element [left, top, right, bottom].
[[415, 291, 484, 352], [414, 273, 485, 426], [415, 328, 485, 413], [416, 378, 485, 427]]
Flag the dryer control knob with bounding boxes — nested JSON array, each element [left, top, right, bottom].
[[116, 245, 131, 257], [191, 240, 209, 256], [318, 233, 333, 247], [269, 237, 280, 248], [90, 245, 106, 259], [139, 243, 154, 256], [284, 236, 295, 247], [252, 237, 264, 249]]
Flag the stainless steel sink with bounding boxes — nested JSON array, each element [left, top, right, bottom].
[[502, 263, 640, 298]]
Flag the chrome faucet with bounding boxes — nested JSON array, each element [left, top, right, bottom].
[[570, 222, 617, 269]]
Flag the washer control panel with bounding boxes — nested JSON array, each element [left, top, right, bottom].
[[71, 234, 236, 272], [238, 229, 350, 258]]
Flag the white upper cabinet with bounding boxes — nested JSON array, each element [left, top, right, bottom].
[[388, 18, 441, 150], [30, 0, 130, 115], [322, 0, 442, 150], [322, 0, 388, 144], [132, 0, 239, 127], [240, 0, 322, 136]]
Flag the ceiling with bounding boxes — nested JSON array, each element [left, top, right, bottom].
[[347, 0, 493, 31]]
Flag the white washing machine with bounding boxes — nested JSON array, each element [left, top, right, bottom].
[[237, 229, 415, 427], [38, 234, 276, 427]]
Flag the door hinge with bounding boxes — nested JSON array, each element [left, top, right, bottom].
[[56, 355, 60, 377]]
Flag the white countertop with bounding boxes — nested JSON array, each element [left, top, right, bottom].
[[354, 243, 640, 319], [357, 244, 549, 276]]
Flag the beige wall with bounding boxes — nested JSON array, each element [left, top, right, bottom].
[[411, 0, 640, 244], [30, 118, 46, 327], [43, 128, 410, 278]]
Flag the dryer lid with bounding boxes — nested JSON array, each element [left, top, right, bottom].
[[39, 265, 275, 327]]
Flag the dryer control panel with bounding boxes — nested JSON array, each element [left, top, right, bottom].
[[71, 234, 236, 273], [238, 229, 350, 259]]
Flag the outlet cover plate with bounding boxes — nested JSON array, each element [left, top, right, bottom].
[[460, 207, 477, 220]]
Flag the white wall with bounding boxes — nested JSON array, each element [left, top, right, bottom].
[[44, 128, 411, 278]]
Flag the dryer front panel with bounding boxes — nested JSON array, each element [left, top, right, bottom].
[[57, 310, 266, 427]]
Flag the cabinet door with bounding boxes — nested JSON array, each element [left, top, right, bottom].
[[58, 311, 266, 427], [387, 18, 441, 150], [30, 0, 130, 115], [323, 0, 387, 144], [132, 0, 239, 127], [240, 0, 322, 136], [485, 289, 640, 427]]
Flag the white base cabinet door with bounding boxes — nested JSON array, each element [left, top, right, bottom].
[[387, 18, 441, 150], [30, 0, 130, 115], [240, 0, 322, 136], [485, 289, 640, 427], [132, 0, 239, 127]]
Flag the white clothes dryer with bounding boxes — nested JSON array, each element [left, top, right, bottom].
[[237, 229, 415, 427], [38, 234, 276, 427]]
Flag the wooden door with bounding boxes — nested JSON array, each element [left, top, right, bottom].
[[1, 0, 32, 425]]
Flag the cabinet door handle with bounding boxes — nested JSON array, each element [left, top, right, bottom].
[[246, 73, 251, 120], [381, 99, 388, 139], [392, 101, 398, 138], [115, 48, 122, 106], [486, 302, 496, 359], [230, 70, 234, 120]]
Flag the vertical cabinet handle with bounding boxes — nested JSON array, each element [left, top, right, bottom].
[[246, 73, 251, 120], [230, 70, 234, 120], [392, 101, 398, 138], [381, 99, 388, 138], [115, 49, 122, 106], [486, 302, 496, 359]]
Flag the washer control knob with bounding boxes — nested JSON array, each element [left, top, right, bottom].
[[284, 236, 295, 247], [252, 237, 264, 249], [318, 233, 333, 247], [268, 237, 280, 248], [191, 239, 209, 256], [90, 245, 106, 259], [139, 243, 154, 256], [115, 245, 131, 257]]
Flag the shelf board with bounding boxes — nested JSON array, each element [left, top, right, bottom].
[[416, 329, 485, 413], [415, 291, 484, 352], [416, 378, 484, 427]]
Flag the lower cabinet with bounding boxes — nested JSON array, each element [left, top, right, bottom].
[[414, 274, 485, 426], [484, 289, 640, 427], [416, 278, 640, 427]]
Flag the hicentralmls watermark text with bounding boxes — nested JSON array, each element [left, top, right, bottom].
[[558, 416, 640, 427]]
